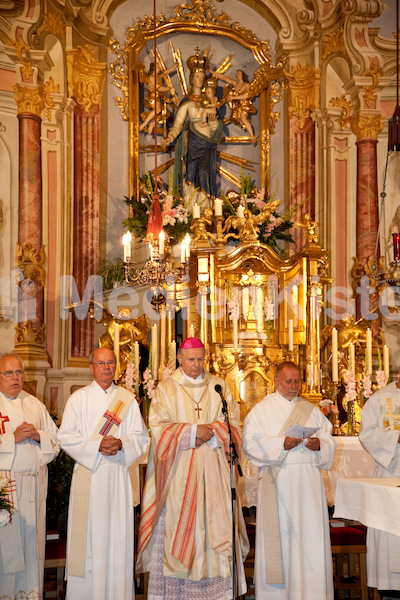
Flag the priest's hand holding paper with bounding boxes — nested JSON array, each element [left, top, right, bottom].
[[99, 435, 122, 455], [284, 436, 302, 450], [304, 437, 320, 451]]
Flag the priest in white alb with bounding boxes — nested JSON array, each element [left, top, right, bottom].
[[58, 347, 149, 600], [243, 361, 336, 600], [359, 368, 400, 599], [0, 352, 59, 600], [136, 337, 249, 600]]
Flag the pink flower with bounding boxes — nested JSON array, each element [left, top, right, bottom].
[[255, 200, 266, 210], [362, 373, 373, 399], [227, 299, 240, 320], [344, 369, 357, 403], [376, 370, 388, 390], [143, 368, 156, 399]]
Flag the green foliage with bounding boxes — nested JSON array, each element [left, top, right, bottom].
[[98, 258, 125, 290]]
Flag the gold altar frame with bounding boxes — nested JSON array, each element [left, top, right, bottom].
[[109, 0, 285, 204]]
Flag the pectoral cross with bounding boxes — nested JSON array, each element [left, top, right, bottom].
[[192, 400, 202, 419], [0, 413, 9, 435]]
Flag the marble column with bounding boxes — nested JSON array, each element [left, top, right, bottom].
[[66, 47, 106, 359], [351, 113, 383, 319], [13, 83, 47, 360], [290, 116, 316, 252]]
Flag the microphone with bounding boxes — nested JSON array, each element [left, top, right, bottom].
[[215, 384, 228, 413]]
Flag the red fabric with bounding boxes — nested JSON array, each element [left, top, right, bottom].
[[146, 196, 163, 236], [330, 525, 366, 545], [180, 337, 205, 349]]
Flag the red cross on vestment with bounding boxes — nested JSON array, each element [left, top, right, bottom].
[[99, 408, 122, 436], [0, 412, 9, 435]]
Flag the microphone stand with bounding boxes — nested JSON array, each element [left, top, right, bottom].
[[220, 391, 242, 600]]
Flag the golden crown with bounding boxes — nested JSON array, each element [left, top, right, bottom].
[[187, 48, 209, 73]]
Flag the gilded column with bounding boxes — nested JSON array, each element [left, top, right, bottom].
[[66, 46, 106, 359], [286, 64, 320, 253], [13, 83, 47, 360]]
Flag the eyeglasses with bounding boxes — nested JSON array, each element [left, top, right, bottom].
[[0, 370, 24, 378], [92, 361, 116, 368]]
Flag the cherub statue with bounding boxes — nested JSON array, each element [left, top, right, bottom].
[[138, 61, 177, 135], [295, 212, 319, 245], [211, 67, 262, 144], [223, 199, 281, 242], [190, 207, 216, 244]]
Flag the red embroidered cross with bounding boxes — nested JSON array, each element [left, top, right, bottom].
[[99, 408, 122, 437], [0, 413, 9, 435]]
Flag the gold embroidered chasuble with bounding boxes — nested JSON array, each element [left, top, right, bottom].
[[137, 367, 248, 581]]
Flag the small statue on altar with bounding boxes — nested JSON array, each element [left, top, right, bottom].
[[190, 207, 216, 244], [138, 61, 177, 135], [295, 212, 319, 245], [223, 200, 280, 242]]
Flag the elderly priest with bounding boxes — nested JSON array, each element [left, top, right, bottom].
[[58, 347, 149, 600], [136, 336, 248, 600]]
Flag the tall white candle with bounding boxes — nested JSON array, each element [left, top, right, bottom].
[[257, 287, 263, 330], [123, 231, 132, 261], [180, 240, 186, 263], [233, 318, 238, 350], [332, 327, 338, 382], [193, 203, 200, 219], [169, 340, 176, 369], [366, 328, 372, 375], [189, 324, 195, 338], [383, 345, 390, 379], [288, 319, 294, 351], [159, 230, 165, 256], [113, 324, 120, 378], [214, 198, 223, 216], [134, 341, 140, 393], [151, 324, 158, 379], [185, 233, 191, 259]]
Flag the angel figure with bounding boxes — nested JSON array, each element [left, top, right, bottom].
[[190, 207, 216, 244], [223, 199, 281, 242], [211, 68, 257, 143], [295, 212, 319, 245], [138, 61, 177, 135]]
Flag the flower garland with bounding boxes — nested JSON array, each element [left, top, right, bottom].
[[0, 476, 14, 528]]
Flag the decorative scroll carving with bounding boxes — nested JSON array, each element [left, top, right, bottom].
[[13, 83, 44, 116], [286, 63, 320, 129], [329, 94, 353, 130], [43, 76, 60, 120], [37, 12, 66, 40], [66, 45, 106, 112], [350, 112, 384, 140], [362, 64, 384, 108], [322, 28, 346, 60], [10, 37, 33, 79], [15, 321, 46, 346], [16, 242, 46, 286]]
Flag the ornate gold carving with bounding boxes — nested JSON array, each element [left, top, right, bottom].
[[16, 242, 46, 286], [322, 28, 346, 60], [13, 83, 44, 116], [295, 213, 319, 246], [285, 63, 320, 129], [109, 38, 128, 121], [15, 321, 46, 346], [350, 112, 384, 140], [66, 46, 106, 112], [10, 37, 33, 79], [350, 255, 384, 297], [329, 94, 353, 130], [37, 12, 66, 40], [362, 64, 384, 108], [43, 77, 60, 120]]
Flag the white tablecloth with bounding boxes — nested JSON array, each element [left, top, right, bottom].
[[239, 436, 375, 507], [333, 477, 400, 535]]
